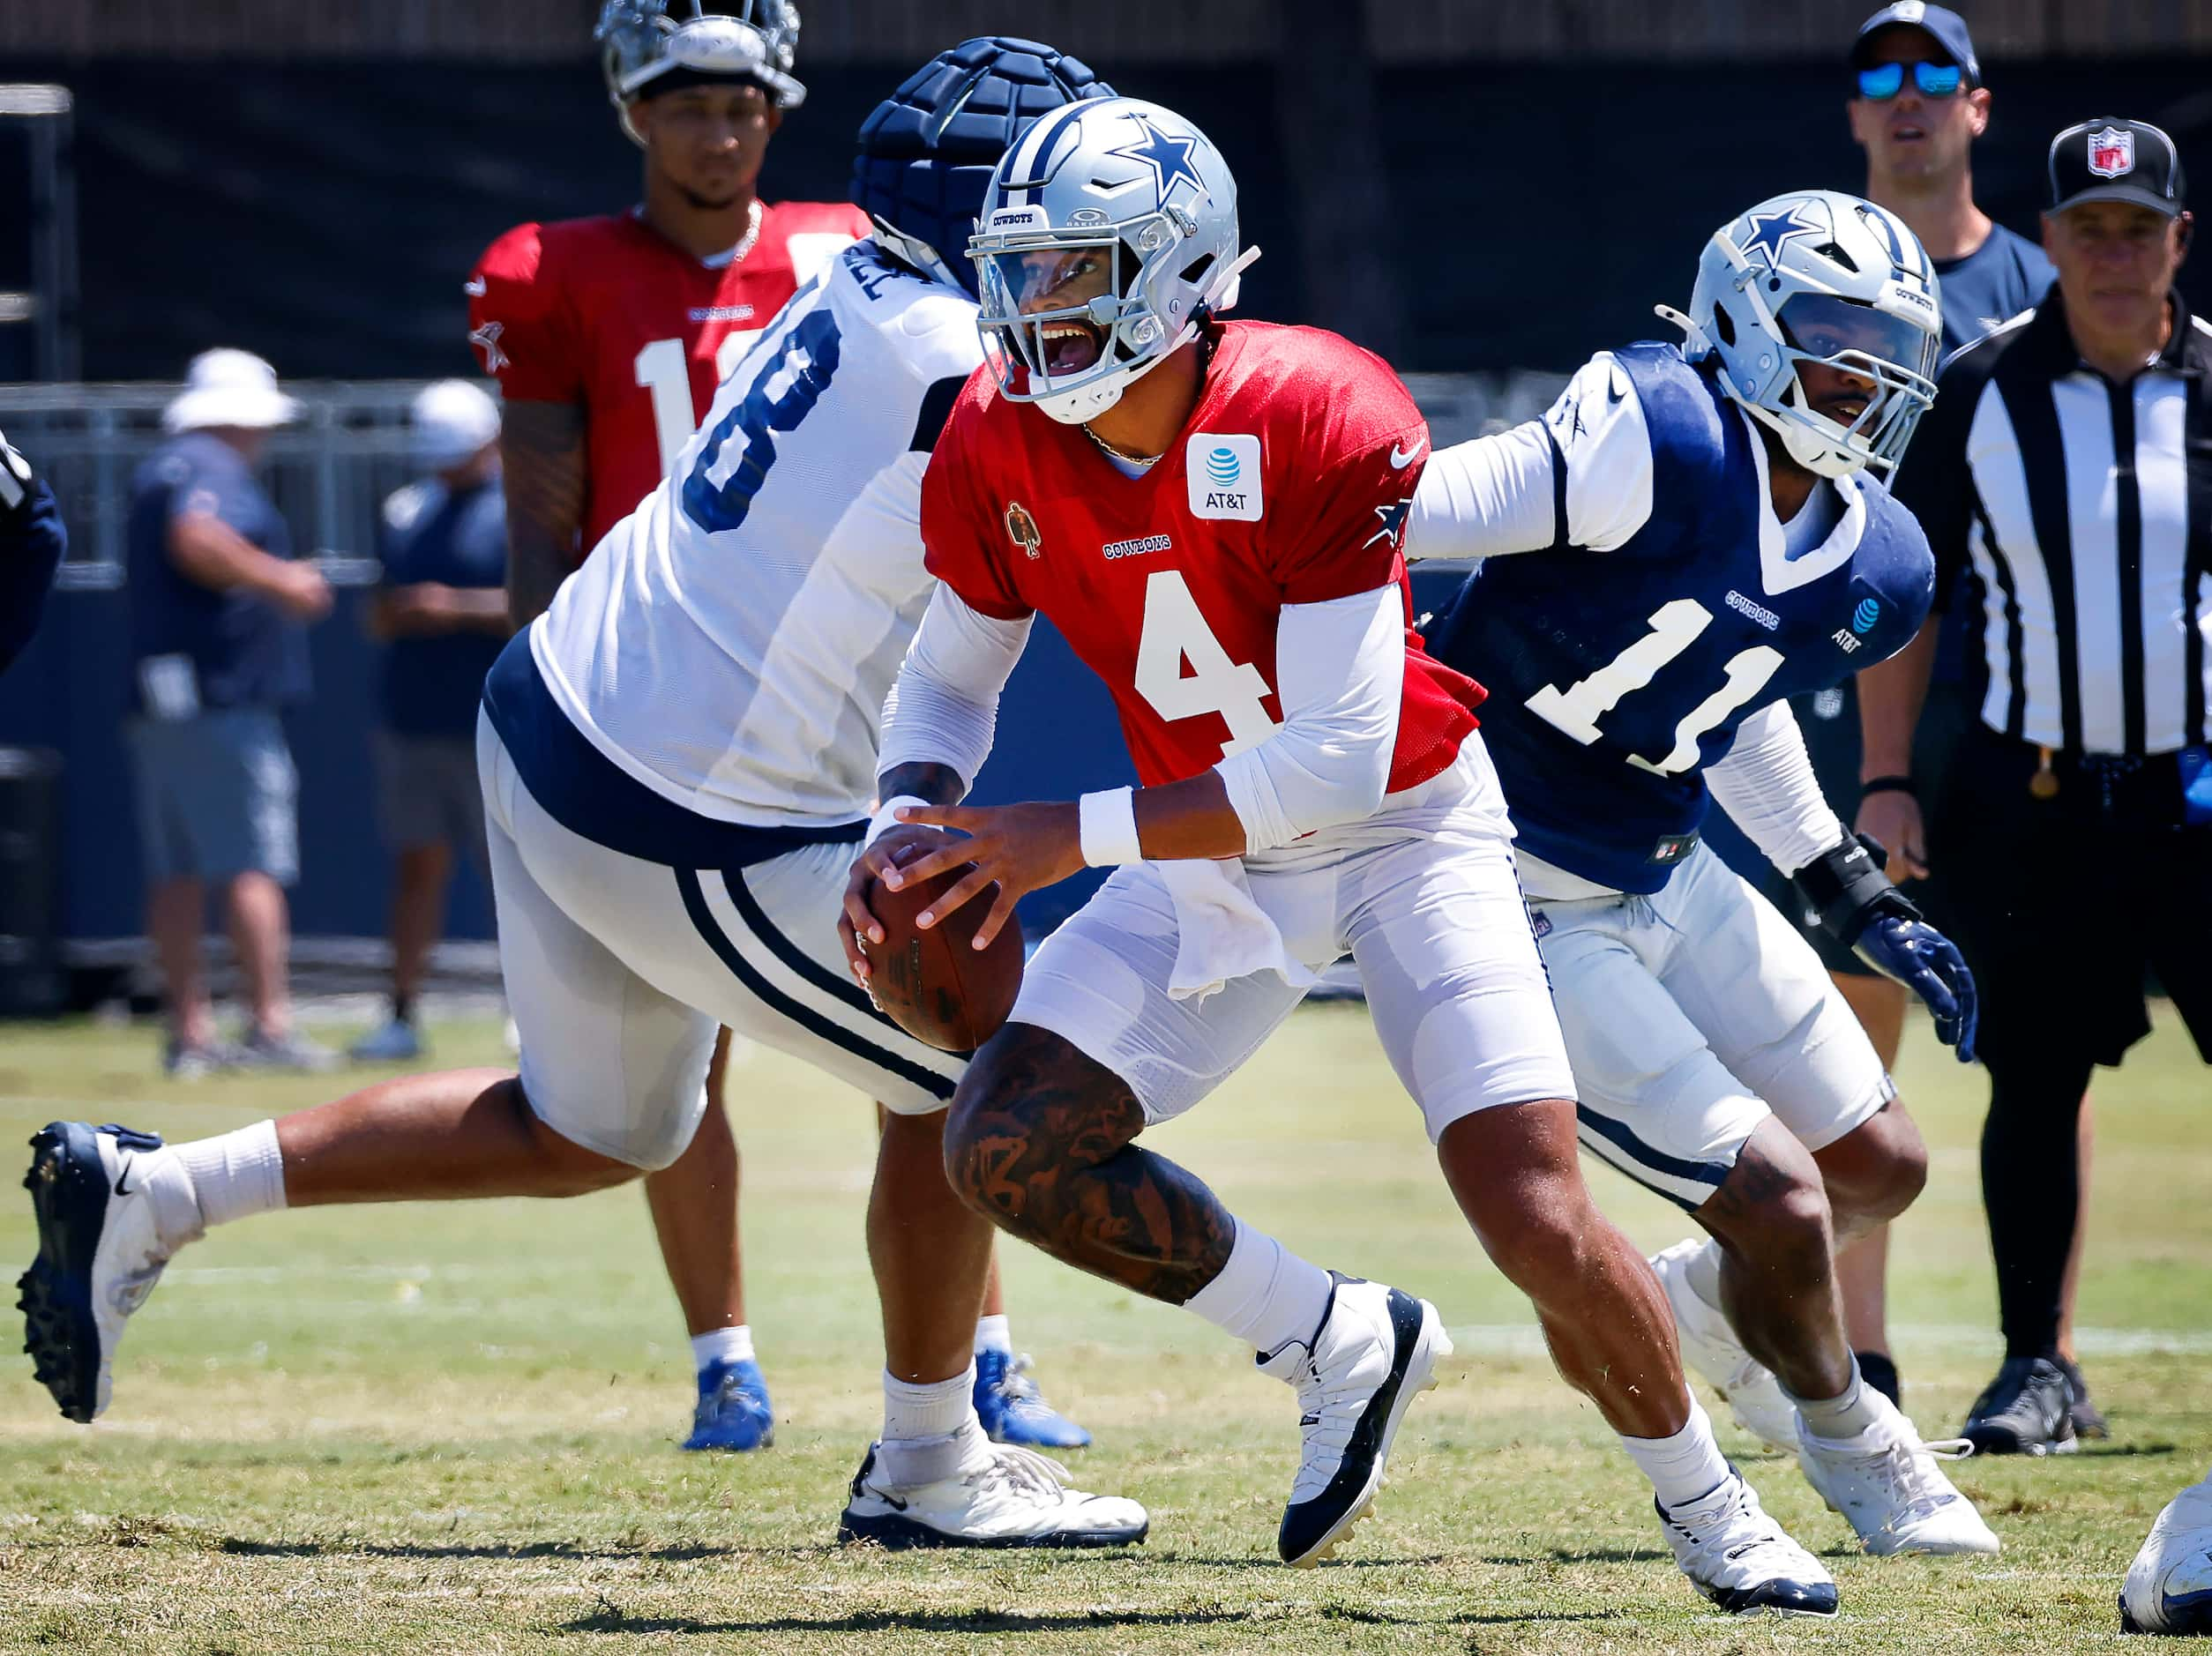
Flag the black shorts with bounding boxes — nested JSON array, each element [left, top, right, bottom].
[[1934, 725, 2212, 1070], [1707, 678, 1975, 979]]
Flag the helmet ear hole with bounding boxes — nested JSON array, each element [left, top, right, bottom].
[[1178, 252, 1215, 287], [1713, 307, 1737, 348]]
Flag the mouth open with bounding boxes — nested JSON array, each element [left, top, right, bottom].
[[1040, 319, 1105, 377], [1892, 123, 1926, 141]]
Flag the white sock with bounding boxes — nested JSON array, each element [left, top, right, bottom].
[[172, 1121, 287, 1235], [690, 1325, 755, 1374], [1182, 1220, 1333, 1355], [1790, 1358, 1882, 1441], [973, 1313, 1012, 1356], [876, 1365, 990, 1488], [1620, 1395, 1733, 1511]]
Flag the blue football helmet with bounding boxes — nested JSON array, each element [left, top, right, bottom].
[[850, 37, 1113, 300]]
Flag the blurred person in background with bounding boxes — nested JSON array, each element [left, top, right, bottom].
[[1864, 118, 2210, 1455], [349, 382, 509, 1064], [123, 349, 333, 1079], [465, 2, 1087, 1453], [0, 429, 64, 675]]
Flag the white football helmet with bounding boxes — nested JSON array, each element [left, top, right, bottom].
[[968, 97, 1259, 425], [1662, 190, 1942, 477], [597, 1, 805, 145]]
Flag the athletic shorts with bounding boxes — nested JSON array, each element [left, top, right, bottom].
[[477, 712, 963, 1170], [126, 708, 298, 886], [1011, 741, 1578, 1144], [1531, 842, 1894, 1212], [373, 729, 489, 886]]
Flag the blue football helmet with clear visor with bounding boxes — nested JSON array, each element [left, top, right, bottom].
[[968, 97, 1259, 425], [597, 0, 804, 145], [1660, 190, 1942, 477]]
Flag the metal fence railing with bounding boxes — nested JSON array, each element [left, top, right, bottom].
[[1, 369, 1571, 593]]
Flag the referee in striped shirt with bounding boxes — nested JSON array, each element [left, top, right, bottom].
[[1861, 117, 2211, 1457]]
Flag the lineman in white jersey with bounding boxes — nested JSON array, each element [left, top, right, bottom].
[[16, 39, 1147, 1551]]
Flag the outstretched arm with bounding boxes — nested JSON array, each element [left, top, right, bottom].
[[499, 399, 586, 632]]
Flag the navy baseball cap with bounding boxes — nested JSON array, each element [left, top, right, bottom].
[[2047, 118, 2186, 217], [1850, 3, 1981, 86]]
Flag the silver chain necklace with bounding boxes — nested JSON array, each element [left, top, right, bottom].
[[1081, 422, 1162, 470]]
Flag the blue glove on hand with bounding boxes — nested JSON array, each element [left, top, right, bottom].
[[1855, 913, 1978, 1062], [1792, 832, 1979, 1063]]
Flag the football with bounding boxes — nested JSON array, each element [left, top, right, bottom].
[[861, 855, 1024, 1053]]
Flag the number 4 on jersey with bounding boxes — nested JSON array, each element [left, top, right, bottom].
[[1526, 597, 1782, 775], [1133, 571, 1278, 757]]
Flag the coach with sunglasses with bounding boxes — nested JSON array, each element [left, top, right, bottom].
[[1859, 117, 2212, 1457]]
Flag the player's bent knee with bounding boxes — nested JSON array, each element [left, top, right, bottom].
[[1698, 1132, 1835, 1270], [511, 1080, 666, 1191], [1814, 1100, 1928, 1224]]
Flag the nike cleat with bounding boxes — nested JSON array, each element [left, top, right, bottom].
[[1651, 1239, 1798, 1452], [1659, 1469, 1840, 1617], [682, 1356, 774, 1451], [1260, 1272, 1450, 1567], [1797, 1389, 1999, 1555], [2055, 1354, 2111, 1441], [837, 1443, 1147, 1550], [18, 1123, 173, 1422], [974, 1348, 1091, 1450], [2121, 1473, 2212, 1634]]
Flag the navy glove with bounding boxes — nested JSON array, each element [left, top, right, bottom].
[[1792, 833, 1978, 1063]]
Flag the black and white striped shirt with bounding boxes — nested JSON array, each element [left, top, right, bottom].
[[1895, 289, 2212, 757]]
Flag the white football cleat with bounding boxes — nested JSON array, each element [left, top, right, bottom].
[[1650, 1238, 1798, 1452], [836, 1443, 1147, 1550], [1258, 1272, 1451, 1566], [1658, 1469, 1839, 1617], [2122, 1473, 2212, 1635], [18, 1122, 181, 1422], [1797, 1389, 2000, 1556]]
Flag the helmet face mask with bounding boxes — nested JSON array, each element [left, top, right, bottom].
[[968, 99, 1256, 425], [597, 1, 806, 144], [1673, 190, 1942, 478]]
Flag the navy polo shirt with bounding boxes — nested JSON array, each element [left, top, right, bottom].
[[126, 431, 310, 710], [376, 477, 508, 739]]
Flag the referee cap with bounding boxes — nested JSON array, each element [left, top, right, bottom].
[[2047, 118, 2186, 218]]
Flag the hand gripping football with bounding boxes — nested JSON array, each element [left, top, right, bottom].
[[861, 855, 1024, 1053]]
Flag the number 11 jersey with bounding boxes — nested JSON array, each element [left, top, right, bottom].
[[922, 321, 1484, 796]]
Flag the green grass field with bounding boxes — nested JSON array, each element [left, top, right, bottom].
[[0, 1003, 2206, 1654]]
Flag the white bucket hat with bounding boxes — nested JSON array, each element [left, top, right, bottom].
[[410, 379, 502, 469], [162, 347, 302, 434]]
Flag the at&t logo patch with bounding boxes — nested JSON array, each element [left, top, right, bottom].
[[1187, 433, 1261, 520]]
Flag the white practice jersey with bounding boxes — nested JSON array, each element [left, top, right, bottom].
[[531, 242, 984, 827]]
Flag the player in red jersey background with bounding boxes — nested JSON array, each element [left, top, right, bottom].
[[467, 0, 850, 1457], [462, 4, 1090, 1459]]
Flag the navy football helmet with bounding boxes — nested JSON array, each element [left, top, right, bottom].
[[850, 37, 1113, 299]]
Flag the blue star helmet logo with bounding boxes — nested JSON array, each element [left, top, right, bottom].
[[1110, 113, 1205, 207], [1739, 200, 1823, 270]]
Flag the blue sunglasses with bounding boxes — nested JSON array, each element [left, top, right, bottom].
[[1857, 60, 1966, 99]]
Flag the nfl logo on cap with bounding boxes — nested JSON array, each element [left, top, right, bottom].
[[2089, 126, 2135, 179]]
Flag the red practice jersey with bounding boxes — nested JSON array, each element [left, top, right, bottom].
[[922, 321, 1484, 794], [467, 201, 870, 551]]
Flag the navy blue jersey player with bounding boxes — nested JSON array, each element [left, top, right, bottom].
[[1412, 190, 1998, 1559]]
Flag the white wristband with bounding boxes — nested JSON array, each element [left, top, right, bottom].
[[864, 794, 930, 851], [1078, 786, 1142, 866]]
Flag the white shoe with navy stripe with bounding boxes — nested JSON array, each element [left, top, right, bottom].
[[19, 1122, 175, 1422], [1259, 1272, 1451, 1566], [837, 1443, 1147, 1550], [1658, 1470, 1839, 1617]]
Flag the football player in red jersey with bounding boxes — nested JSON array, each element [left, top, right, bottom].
[[838, 98, 1840, 1611], [465, 4, 1088, 1456]]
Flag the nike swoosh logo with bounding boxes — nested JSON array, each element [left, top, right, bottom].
[[113, 1159, 138, 1197], [1389, 436, 1427, 469], [464, 277, 487, 296]]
